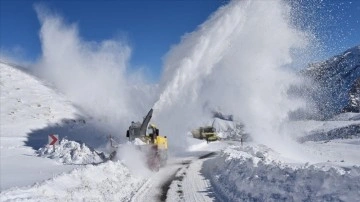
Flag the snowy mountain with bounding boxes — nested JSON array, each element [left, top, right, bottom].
[[303, 45, 360, 118], [345, 77, 360, 112], [1, 54, 360, 201]]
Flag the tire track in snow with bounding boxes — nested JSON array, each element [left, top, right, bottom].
[[130, 159, 185, 202], [159, 167, 182, 201], [131, 152, 219, 202], [198, 152, 217, 159], [165, 152, 220, 202]]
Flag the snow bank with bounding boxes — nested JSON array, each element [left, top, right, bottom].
[[36, 138, 105, 165], [0, 161, 145, 201], [204, 145, 360, 201]]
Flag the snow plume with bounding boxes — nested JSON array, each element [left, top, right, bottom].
[[154, 0, 311, 157], [115, 144, 152, 177], [33, 5, 155, 137]]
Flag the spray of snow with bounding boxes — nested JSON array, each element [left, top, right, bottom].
[[33, 5, 155, 138], [115, 143, 152, 177], [153, 0, 312, 159], [31, 1, 316, 160]]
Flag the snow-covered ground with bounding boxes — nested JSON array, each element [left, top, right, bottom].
[[0, 62, 227, 201], [1, 62, 360, 201], [0, 63, 80, 190], [36, 138, 105, 165], [1, 161, 145, 201], [201, 113, 360, 201], [205, 143, 360, 201]]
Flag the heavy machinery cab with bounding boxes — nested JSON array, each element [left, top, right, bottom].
[[138, 124, 168, 150], [126, 121, 142, 141], [191, 126, 218, 142], [202, 126, 218, 142], [147, 124, 158, 144], [148, 124, 167, 150], [125, 109, 168, 150], [126, 109, 153, 141]]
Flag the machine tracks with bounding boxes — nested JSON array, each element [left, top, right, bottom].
[[130, 152, 218, 202]]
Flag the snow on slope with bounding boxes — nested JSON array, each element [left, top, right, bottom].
[[0, 62, 81, 190], [0, 62, 78, 137], [303, 45, 360, 117], [0, 62, 148, 201], [286, 113, 360, 141]]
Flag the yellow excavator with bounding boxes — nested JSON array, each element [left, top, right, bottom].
[[126, 109, 168, 171]]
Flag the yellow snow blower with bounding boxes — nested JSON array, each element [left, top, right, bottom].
[[126, 109, 168, 171]]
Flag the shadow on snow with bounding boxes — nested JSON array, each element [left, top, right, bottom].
[[24, 115, 115, 151]]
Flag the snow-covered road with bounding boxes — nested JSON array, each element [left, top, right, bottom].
[[0, 149, 223, 202], [131, 152, 219, 202]]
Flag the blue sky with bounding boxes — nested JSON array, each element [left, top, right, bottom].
[[0, 0, 227, 79], [292, 0, 360, 58], [0, 0, 359, 80]]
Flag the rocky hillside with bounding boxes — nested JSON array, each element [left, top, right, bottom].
[[303, 45, 360, 118]]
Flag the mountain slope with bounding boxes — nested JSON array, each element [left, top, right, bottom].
[[345, 77, 360, 112], [0, 62, 82, 189], [303, 45, 360, 118], [0, 62, 79, 137]]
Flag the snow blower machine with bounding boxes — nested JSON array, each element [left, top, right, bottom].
[[191, 126, 218, 143], [126, 108, 168, 171]]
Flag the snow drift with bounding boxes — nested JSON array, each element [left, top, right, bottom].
[[36, 138, 105, 165], [204, 145, 360, 201]]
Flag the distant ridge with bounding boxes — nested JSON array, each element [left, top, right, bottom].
[[303, 45, 360, 118]]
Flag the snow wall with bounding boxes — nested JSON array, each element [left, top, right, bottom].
[[203, 146, 360, 201]]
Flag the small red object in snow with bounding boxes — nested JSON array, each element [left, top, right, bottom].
[[49, 134, 59, 145]]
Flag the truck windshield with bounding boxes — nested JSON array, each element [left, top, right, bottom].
[[147, 128, 154, 135]]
